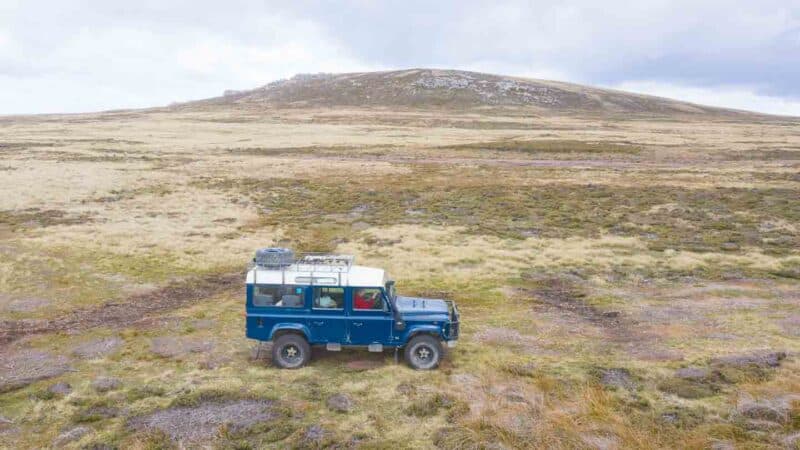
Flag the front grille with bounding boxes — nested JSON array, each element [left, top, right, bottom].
[[445, 300, 460, 339], [450, 321, 460, 338]]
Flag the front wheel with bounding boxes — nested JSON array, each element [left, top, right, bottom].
[[404, 335, 443, 370], [272, 334, 311, 369]]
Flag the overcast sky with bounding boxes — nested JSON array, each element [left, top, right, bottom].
[[1, 0, 799, 115]]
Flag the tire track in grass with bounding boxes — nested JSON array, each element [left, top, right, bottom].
[[0, 272, 241, 347]]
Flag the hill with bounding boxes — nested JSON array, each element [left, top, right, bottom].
[[193, 68, 758, 117]]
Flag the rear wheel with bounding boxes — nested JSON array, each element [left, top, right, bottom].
[[404, 335, 442, 370], [272, 334, 311, 369]]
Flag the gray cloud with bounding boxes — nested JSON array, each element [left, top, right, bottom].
[[1, 0, 799, 114]]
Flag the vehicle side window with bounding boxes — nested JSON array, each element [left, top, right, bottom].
[[253, 285, 305, 308], [313, 287, 344, 309], [353, 288, 385, 311]]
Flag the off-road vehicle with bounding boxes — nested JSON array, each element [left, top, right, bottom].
[[245, 248, 459, 369]]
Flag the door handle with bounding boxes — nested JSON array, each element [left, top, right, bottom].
[[352, 322, 363, 327], [312, 321, 325, 326]]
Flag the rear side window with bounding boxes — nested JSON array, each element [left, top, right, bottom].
[[253, 285, 305, 308], [313, 287, 344, 309]]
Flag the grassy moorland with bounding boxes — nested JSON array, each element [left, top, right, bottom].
[[0, 103, 799, 449]]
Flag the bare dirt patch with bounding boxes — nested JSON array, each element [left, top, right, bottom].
[[128, 400, 276, 443], [150, 336, 215, 358], [518, 275, 685, 361], [71, 337, 123, 359], [0, 272, 239, 346], [521, 276, 645, 341], [3, 297, 51, 313], [344, 359, 384, 371], [472, 327, 546, 354], [0, 349, 72, 392]]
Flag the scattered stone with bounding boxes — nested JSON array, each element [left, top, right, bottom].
[[736, 396, 791, 423], [326, 394, 353, 413], [598, 368, 636, 390], [345, 359, 383, 371], [711, 351, 787, 369], [129, 400, 275, 443], [48, 382, 72, 396], [0, 416, 13, 431], [396, 383, 416, 395], [72, 337, 123, 359], [660, 412, 679, 423], [301, 424, 327, 446], [0, 350, 72, 392], [53, 426, 91, 446], [91, 377, 122, 392], [675, 367, 710, 380]]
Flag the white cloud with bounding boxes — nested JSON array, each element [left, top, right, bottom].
[[612, 81, 800, 117], [0, 1, 799, 115], [0, 7, 375, 114]]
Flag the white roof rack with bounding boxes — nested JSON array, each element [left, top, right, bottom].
[[246, 253, 384, 287], [294, 254, 354, 273]]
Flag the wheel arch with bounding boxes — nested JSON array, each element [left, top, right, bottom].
[[403, 325, 443, 344], [269, 324, 311, 342]]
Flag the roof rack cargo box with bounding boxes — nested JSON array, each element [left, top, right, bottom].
[[255, 248, 294, 268]]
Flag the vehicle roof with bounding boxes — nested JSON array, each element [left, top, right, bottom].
[[246, 264, 386, 287]]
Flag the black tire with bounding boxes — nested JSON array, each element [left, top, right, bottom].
[[272, 334, 311, 369], [404, 335, 443, 370]]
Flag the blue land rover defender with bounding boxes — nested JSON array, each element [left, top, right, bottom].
[[245, 249, 459, 370]]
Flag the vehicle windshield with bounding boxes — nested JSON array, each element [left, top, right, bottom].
[[385, 280, 397, 302]]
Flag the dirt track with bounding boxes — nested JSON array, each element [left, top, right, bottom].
[[294, 154, 800, 170], [0, 272, 241, 348]]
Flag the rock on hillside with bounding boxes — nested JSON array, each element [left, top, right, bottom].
[[194, 68, 752, 116]]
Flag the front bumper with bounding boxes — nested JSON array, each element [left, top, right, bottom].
[[446, 340, 458, 348]]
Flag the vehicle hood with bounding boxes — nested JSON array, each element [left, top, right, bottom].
[[395, 296, 449, 315]]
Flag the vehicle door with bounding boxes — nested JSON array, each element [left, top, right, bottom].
[[347, 287, 393, 345], [309, 286, 347, 343]]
